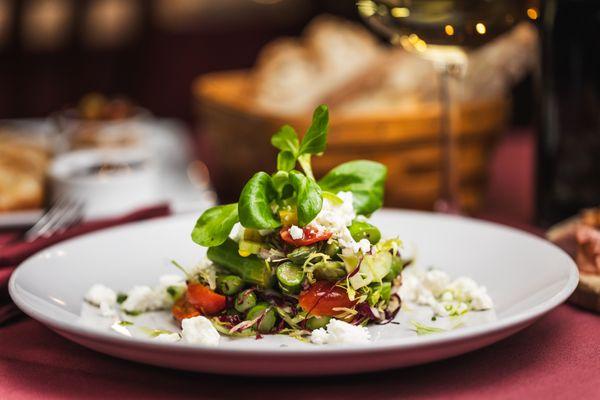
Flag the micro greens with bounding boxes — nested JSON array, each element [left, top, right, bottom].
[[170, 259, 190, 279]]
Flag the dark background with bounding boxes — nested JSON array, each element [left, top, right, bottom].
[[0, 0, 534, 126]]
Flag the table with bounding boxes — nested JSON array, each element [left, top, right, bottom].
[[2, 130, 598, 399]]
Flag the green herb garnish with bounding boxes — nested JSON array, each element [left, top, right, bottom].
[[116, 293, 128, 304], [190, 104, 387, 246], [411, 321, 446, 336]]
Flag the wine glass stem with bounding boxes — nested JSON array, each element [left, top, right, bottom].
[[434, 63, 461, 214]]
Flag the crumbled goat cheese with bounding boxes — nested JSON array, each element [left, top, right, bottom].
[[471, 288, 493, 309], [154, 274, 187, 308], [99, 302, 116, 317], [154, 333, 181, 343], [310, 319, 371, 345], [121, 285, 162, 313], [158, 274, 185, 287], [356, 238, 372, 254], [447, 277, 494, 310], [85, 284, 117, 316], [289, 225, 304, 240], [110, 322, 132, 337], [89, 275, 187, 316], [310, 328, 330, 345], [85, 284, 116, 306], [308, 191, 372, 253], [447, 277, 479, 295], [181, 316, 220, 346], [400, 272, 446, 314], [229, 222, 243, 242], [422, 269, 451, 296], [188, 259, 218, 290], [399, 268, 494, 316]]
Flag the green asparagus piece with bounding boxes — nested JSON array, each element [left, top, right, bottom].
[[276, 262, 304, 294], [313, 260, 347, 281], [234, 290, 257, 313], [286, 246, 314, 265], [305, 315, 331, 330], [218, 275, 244, 295], [246, 303, 277, 333], [207, 238, 274, 287], [324, 241, 341, 257]]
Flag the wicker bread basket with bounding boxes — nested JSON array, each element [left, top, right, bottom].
[[193, 70, 509, 211]]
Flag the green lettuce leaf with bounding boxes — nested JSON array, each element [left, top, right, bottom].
[[318, 160, 387, 215], [191, 203, 239, 247]]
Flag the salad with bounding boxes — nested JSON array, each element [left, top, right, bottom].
[[170, 104, 408, 341], [84, 104, 495, 345]]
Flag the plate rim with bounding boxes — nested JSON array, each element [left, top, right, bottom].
[[9, 209, 579, 356]]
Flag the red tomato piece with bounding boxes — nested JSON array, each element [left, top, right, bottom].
[[298, 281, 355, 317], [186, 283, 227, 315], [280, 226, 332, 247], [171, 297, 201, 322]]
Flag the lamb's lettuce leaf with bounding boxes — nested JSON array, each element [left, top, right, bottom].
[[271, 105, 329, 179], [318, 160, 387, 215], [238, 172, 281, 229], [288, 170, 322, 226], [191, 203, 239, 247]]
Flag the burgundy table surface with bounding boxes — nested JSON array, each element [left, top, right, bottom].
[[2, 131, 599, 399]]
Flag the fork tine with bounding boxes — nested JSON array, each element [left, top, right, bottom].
[[25, 196, 81, 241], [39, 198, 83, 238], [29, 207, 67, 240], [51, 200, 85, 236], [26, 196, 68, 236], [24, 196, 69, 241]]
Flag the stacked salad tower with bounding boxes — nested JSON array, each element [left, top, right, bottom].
[[172, 105, 408, 339]]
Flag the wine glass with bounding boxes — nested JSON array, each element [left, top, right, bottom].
[[358, 0, 535, 213]]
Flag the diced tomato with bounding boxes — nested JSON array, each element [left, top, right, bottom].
[[298, 281, 356, 317], [171, 297, 201, 322], [186, 283, 227, 315], [280, 227, 332, 247]]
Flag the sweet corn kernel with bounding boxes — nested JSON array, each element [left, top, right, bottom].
[[279, 208, 298, 226], [243, 228, 262, 242]]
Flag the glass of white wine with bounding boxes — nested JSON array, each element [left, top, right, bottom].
[[358, 0, 533, 213]]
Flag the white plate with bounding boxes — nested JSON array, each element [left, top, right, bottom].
[[9, 210, 578, 376]]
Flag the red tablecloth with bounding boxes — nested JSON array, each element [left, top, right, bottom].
[[2, 130, 599, 399]]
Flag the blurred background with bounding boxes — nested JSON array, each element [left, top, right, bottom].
[[0, 0, 536, 123], [0, 0, 598, 232]]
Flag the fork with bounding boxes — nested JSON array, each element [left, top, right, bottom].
[[24, 196, 85, 242]]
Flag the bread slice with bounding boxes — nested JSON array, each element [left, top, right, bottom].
[[251, 15, 385, 115], [548, 207, 600, 313], [0, 134, 49, 212]]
